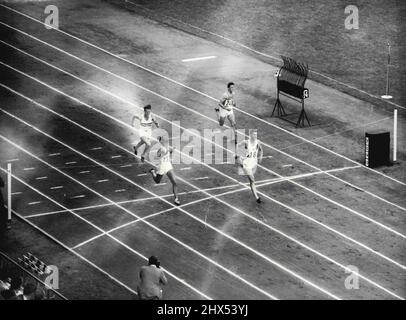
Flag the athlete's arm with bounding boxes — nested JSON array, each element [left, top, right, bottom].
[[257, 141, 263, 163], [152, 117, 159, 128], [131, 115, 140, 127]]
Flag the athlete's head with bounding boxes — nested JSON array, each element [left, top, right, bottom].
[[144, 104, 152, 117], [249, 129, 257, 140], [227, 82, 235, 93]]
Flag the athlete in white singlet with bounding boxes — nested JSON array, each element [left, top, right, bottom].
[[132, 104, 159, 162], [150, 136, 180, 206], [215, 82, 237, 142], [236, 129, 263, 203]]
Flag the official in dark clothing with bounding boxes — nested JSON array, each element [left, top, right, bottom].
[[0, 176, 8, 234], [137, 256, 167, 300]]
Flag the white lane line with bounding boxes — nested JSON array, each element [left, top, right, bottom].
[[5, 38, 404, 230], [120, 164, 132, 168], [71, 195, 86, 199], [111, 155, 122, 158], [0, 132, 287, 300], [0, 153, 234, 300], [4, 65, 404, 246], [48, 152, 60, 156], [2, 63, 405, 270], [79, 170, 90, 174], [65, 161, 77, 165], [4, 121, 399, 299], [96, 179, 109, 183], [50, 186, 63, 190], [154, 183, 167, 186], [0, 172, 203, 300], [35, 176, 47, 180], [4, 36, 405, 223], [282, 164, 293, 168], [115, 189, 126, 193], [90, 147, 102, 150], [11, 191, 22, 195], [182, 56, 217, 62], [28, 201, 41, 205], [137, 173, 148, 176], [23, 167, 35, 171], [10, 208, 137, 298], [180, 167, 191, 171], [2, 9, 403, 188], [5, 115, 392, 300], [1, 85, 403, 295], [192, 177, 209, 181], [6, 158, 19, 162]]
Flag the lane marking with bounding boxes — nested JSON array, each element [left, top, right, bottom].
[[3, 115, 401, 300], [35, 176, 47, 180], [5, 117, 398, 300], [23, 167, 35, 171], [28, 201, 41, 205], [6, 158, 19, 162], [71, 195, 85, 199], [115, 189, 126, 193], [2, 37, 405, 224], [79, 170, 90, 174], [11, 191, 22, 195], [1, 10, 404, 190], [0, 104, 403, 298], [65, 161, 77, 165], [137, 173, 148, 176], [48, 152, 60, 156], [97, 179, 109, 183], [90, 147, 102, 150], [0, 145, 262, 300], [2, 68, 405, 270], [111, 155, 122, 158], [282, 164, 293, 168], [154, 183, 167, 186], [2, 70, 404, 245], [180, 167, 191, 171], [120, 164, 132, 168], [182, 56, 216, 62], [50, 186, 63, 190], [192, 177, 209, 181]]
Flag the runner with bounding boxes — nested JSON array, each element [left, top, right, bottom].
[[149, 136, 180, 206], [215, 82, 237, 142], [235, 129, 263, 203], [131, 104, 159, 162]]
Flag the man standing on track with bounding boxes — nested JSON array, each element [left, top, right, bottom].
[[235, 129, 263, 203], [132, 104, 159, 162], [215, 82, 238, 143]]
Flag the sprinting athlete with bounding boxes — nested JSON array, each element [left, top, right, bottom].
[[236, 129, 263, 203], [149, 136, 180, 206], [215, 82, 237, 142], [132, 104, 159, 162]]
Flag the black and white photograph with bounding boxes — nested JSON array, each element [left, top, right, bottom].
[[0, 0, 405, 308]]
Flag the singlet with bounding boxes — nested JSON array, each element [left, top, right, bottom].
[[220, 90, 235, 110], [246, 139, 259, 159], [140, 112, 153, 127], [158, 147, 171, 165]]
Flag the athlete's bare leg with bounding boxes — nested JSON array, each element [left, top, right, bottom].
[[166, 170, 180, 205], [247, 173, 261, 203], [140, 138, 151, 162]]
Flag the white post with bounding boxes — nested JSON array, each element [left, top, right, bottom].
[[382, 42, 393, 99], [7, 163, 11, 221], [393, 109, 397, 162]]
